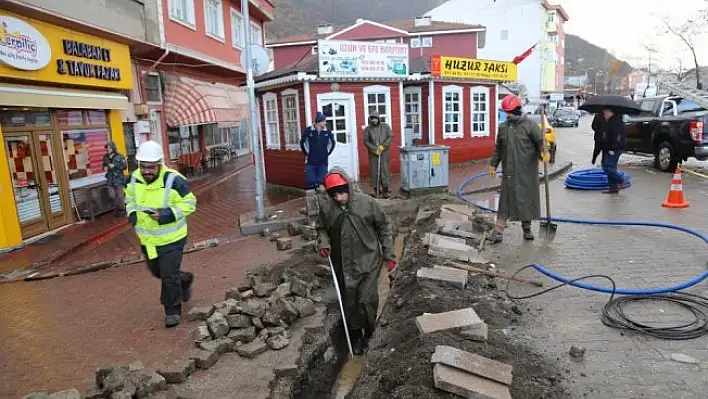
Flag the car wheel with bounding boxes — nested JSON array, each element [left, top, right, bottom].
[[654, 141, 678, 172]]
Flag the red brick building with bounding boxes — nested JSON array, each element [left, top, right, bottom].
[[259, 17, 512, 189]]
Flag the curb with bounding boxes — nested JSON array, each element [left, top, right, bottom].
[[459, 161, 574, 196]]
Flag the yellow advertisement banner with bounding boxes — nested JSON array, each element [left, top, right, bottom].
[[0, 11, 133, 90], [432, 56, 517, 82]]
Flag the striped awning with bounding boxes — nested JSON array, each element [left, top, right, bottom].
[[163, 75, 249, 127]]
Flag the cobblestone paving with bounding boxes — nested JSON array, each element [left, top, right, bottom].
[[466, 118, 708, 398]]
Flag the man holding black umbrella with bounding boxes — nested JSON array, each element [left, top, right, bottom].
[[600, 107, 627, 194]]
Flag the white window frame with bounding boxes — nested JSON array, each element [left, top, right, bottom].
[[403, 86, 422, 140], [281, 89, 301, 150], [203, 0, 225, 41], [470, 86, 490, 137], [442, 85, 464, 139], [363, 85, 392, 124], [144, 72, 163, 105], [168, 0, 196, 30], [230, 8, 244, 48], [262, 92, 280, 149], [250, 21, 264, 46]]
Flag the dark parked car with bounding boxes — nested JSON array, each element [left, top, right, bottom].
[[624, 95, 708, 172], [550, 108, 580, 127]]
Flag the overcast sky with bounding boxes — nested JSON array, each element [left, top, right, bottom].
[[560, 0, 708, 69]]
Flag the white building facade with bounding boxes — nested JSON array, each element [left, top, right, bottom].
[[426, 0, 568, 102]]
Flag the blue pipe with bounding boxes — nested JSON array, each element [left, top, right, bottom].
[[564, 168, 632, 190], [456, 169, 708, 295]]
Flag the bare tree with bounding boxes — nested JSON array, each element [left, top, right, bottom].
[[659, 16, 705, 89], [667, 58, 691, 82]]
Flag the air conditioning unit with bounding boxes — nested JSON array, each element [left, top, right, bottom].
[[134, 104, 149, 116], [317, 24, 333, 35]]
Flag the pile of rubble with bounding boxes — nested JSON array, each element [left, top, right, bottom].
[[188, 272, 318, 361]]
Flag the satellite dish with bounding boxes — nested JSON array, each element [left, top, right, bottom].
[[240, 45, 270, 76]]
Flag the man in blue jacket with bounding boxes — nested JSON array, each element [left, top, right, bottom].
[[300, 112, 336, 189]]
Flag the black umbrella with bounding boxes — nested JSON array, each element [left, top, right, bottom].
[[579, 95, 641, 115]]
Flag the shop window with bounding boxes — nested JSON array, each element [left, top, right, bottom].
[[443, 85, 463, 139], [61, 128, 109, 181], [167, 127, 181, 160], [204, 0, 225, 40], [470, 86, 490, 137], [230, 8, 245, 48], [85, 110, 108, 126], [55, 110, 84, 126], [404, 87, 422, 139], [0, 109, 51, 127], [281, 90, 301, 150], [231, 122, 250, 154], [363, 85, 391, 124], [169, 0, 196, 28], [204, 124, 230, 147], [262, 93, 280, 149], [250, 23, 263, 46], [145, 73, 163, 103]]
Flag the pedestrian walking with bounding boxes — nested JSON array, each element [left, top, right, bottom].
[[489, 94, 549, 242], [317, 169, 396, 354], [102, 141, 128, 217], [125, 140, 197, 328], [600, 108, 627, 194], [300, 111, 336, 190], [364, 111, 393, 198], [591, 113, 606, 164]]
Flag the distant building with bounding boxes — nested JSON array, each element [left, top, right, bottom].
[[425, 0, 569, 101], [565, 75, 587, 87]]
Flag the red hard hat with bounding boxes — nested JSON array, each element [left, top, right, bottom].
[[324, 173, 347, 190], [501, 94, 522, 112]]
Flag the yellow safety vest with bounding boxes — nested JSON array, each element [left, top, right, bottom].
[[125, 166, 197, 259]]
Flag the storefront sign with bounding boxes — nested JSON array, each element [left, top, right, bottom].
[[317, 40, 409, 79], [431, 55, 517, 82], [0, 11, 133, 90], [0, 15, 52, 71]]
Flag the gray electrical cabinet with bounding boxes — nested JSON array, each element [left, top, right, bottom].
[[400, 145, 450, 196]]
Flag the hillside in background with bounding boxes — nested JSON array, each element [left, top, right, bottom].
[[266, 0, 446, 38], [565, 34, 632, 78]]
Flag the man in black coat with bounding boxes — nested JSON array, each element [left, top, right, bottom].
[[600, 108, 627, 194], [591, 113, 606, 164]]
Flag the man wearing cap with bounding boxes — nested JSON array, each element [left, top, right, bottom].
[[364, 110, 393, 198], [300, 112, 336, 190], [317, 169, 396, 355], [125, 140, 198, 327], [489, 94, 549, 242]]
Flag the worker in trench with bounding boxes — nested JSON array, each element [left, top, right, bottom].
[[489, 94, 549, 242], [317, 169, 397, 354], [364, 110, 393, 198]]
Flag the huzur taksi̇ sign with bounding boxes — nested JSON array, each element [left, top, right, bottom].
[[431, 55, 517, 82]]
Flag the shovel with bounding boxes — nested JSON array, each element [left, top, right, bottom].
[[539, 161, 557, 241]]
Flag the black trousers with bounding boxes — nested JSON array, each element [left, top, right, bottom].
[[145, 244, 193, 316]]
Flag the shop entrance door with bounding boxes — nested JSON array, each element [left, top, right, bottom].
[[4, 132, 68, 238], [317, 93, 359, 180]]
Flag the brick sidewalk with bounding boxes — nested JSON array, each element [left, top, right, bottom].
[[0, 234, 296, 398]]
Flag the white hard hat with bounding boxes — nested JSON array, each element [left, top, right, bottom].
[[135, 140, 164, 162]]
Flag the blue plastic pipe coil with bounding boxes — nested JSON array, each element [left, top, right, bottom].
[[564, 168, 632, 190], [456, 169, 708, 295]]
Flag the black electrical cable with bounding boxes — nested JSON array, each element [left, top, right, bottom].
[[504, 265, 708, 340]]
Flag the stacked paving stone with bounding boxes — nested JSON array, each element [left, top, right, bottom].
[[431, 345, 513, 399], [187, 272, 317, 362]]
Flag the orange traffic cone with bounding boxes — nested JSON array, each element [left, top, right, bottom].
[[661, 168, 690, 208]]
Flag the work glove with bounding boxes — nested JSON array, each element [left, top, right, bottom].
[[541, 151, 551, 164], [318, 248, 330, 258], [387, 260, 398, 272], [488, 167, 496, 177], [376, 145, 384, 156]]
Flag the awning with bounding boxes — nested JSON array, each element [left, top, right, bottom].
[[0, 83, 129, 109], [163, 75, 249, 127]]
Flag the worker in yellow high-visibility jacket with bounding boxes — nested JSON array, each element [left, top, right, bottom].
[[125, 140, 197, 327]]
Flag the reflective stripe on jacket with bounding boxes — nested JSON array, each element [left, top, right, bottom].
[[125, 166, 197, 259]]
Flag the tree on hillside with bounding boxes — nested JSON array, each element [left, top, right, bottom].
[[659, 16, 706, 89]]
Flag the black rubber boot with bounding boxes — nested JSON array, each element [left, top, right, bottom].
[[351, 331, 365, 355], [522, 222, 534, 240], [165, 314, 181, 328]]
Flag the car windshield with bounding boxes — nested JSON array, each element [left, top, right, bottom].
[[556, 111, 576, 118]]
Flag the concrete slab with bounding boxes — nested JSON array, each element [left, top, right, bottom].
[[431, 345, 513, 386], [428, 234, 478, 262], [440, 208, 469, 222], [441, 204, 476, 218], [239, 211, 305, 236], [433, 363, 512, 399], [416, 266, 468, 289], [459, 323, 488, 342], [415, 308, 483, 335]]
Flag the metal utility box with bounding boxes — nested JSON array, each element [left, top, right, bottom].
[[400, 145, 450, 196]]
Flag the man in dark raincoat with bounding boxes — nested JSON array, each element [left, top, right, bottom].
[[317, 169, 396, 354], [102, 141, 128, 216], [364, 111, 393, 198], [489, 94, 549, 241]]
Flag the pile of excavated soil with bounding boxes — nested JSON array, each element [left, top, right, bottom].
[[348, 207, 570, 398]]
